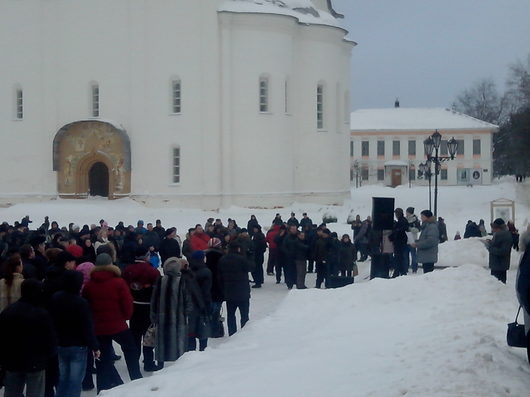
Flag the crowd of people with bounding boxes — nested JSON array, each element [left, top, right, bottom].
[[0, 211, 363, 397], [0, 208, 528, 397]]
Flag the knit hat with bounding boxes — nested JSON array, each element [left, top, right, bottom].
[[95, 253, 113, 266], [406, 207, 415, 214], [165, 228, 175, 237], [208, 237, 222, 248], [492, 218, 505, 226], [191, 250, 205, 261]]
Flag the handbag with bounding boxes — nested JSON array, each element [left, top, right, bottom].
[[352, 264, 359, 277], [198, 313, 212, 339], [143, 324, 157, 348], [507, 306, 527, 348]]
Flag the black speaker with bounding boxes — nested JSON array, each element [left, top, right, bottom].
[[370, 253, 390, 279], [372, 197, 395, 230]]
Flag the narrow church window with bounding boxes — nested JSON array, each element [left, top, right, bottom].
[[317, 84, 324, 129], [16, 88, 23, 119], [172, 147, 181, 184], [172, 80, 182, 114], [344, 91, 350, 123], [259, 76, 269, 113], [284, 78, 289, 114], [91, 84, 100, 118]]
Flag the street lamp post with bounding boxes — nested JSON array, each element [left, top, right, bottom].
[[423, 130, 458, 218], [418, 162, 433, 212]]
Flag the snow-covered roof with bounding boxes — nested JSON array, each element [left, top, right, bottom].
[[218, 0, 344, 29], [350, 108, 499, 132]]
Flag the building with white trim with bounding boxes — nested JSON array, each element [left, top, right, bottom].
[[0, 0, 354, 208], [350, 107, 499, 187]]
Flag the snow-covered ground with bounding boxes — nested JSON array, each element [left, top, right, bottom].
[[96, 265, 530, 397], [1, 180, 529, 396]]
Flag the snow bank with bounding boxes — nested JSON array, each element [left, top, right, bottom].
[[100, 265, 530, 397]]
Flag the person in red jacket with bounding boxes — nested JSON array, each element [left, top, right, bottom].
[[190, 225, 210, 251], [122, 247, 160, 372], [82, 253, 142, 393], [266, 224, 280, 275]]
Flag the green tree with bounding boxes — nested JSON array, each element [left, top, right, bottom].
[[493, 106, 530, 176]]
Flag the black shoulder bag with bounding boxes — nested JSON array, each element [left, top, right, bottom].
[[507, 306, 527, 348]]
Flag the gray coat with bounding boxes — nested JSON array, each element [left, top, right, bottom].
[[151, 258, 193, 362], [416, 221, 439, 264], [487, 229, 512, 271]]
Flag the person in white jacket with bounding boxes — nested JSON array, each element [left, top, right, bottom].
[[406, 207, 420, 273]]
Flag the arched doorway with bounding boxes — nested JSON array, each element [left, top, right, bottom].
[[89, 162, 109, 197], [53, 120, 132, 199]]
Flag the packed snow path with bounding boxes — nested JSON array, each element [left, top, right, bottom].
[[84, 266, 530, 397]]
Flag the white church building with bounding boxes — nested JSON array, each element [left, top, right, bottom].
[[0, 0, 354, 209]]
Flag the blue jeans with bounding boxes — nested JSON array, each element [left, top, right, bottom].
[[408, 246, 418, 272], [56, 346, 88, 397]]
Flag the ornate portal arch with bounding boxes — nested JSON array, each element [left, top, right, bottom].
[[53, 120, 131, 199]]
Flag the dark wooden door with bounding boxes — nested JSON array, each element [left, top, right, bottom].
[[391, 169, 402, 187], [89, 162, 109, 197]]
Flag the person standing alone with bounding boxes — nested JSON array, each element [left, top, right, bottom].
[[486, 218, 513, 283]]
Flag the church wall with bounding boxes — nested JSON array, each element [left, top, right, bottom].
[[291, 25, 353, 203], [0, 0, 352, 208], [219, 14, 297, 204]]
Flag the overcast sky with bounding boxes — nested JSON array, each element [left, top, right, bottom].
[[331, 0, 530, 110]]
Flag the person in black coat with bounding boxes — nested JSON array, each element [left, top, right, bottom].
[[282, 226, 300, 289], [81, 238, 97, 264], [287, 213, 300, 228], [273, 227, 287, 284], [30, 235, 49, 281], [0, 279, 57, 397], [205, 239, 225, 338], [338, 234, 356, 278], [218, 242, 251, 336], [314, 229, 331, 289], [516, 230, 530, 364], [42, 250, 77, 304], [326, 233, 340, 282], [49, 271, 99, 397], [247, 216, 259, 237], [185, 251, 212, 351], [20, 244, 39, 281], [159, 228, 181, 263], [120, 232, 139, 266], [251, 225, 267, 288], [143, 224, 161, 252], [299, 213, 313, 231], [294, 231, 309, 289], [464, 221, 482, 239], [389, 208, 409, 277]]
